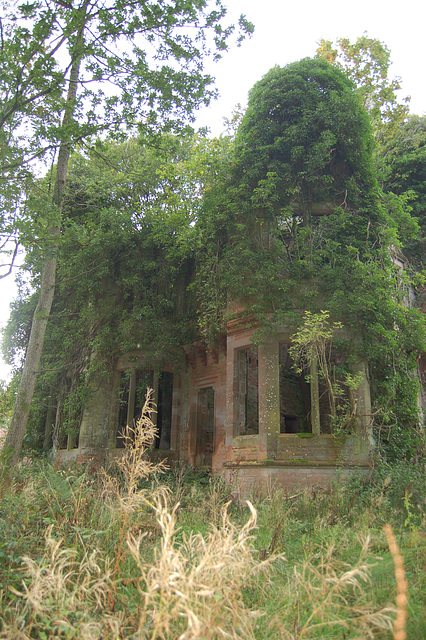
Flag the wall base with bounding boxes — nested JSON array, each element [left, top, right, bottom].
[[223, 462, 369, 497]]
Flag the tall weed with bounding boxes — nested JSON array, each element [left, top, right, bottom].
[[0, 391, 423, 638]]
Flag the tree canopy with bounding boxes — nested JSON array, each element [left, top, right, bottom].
[[0, 0, 253, 465], [0, 0, 252, 175], [316, 34, 410, 134]]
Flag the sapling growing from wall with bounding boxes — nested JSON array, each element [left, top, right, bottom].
[[289, 311, 363, 434]]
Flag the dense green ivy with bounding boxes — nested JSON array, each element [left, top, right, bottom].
[[233, 59, 376, 214], [379, 115, 426, 269], [194, 59, 425, 457], [3, 59, 425, 459]]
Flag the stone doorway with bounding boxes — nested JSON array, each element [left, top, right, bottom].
[[195, 387, 215, 467]]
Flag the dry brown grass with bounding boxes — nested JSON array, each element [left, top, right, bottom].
[[383, 524, 408, 640], [0, 527, 122, 639], [127, 494, 278, 640], [270, 537, 395, 639], [0, 390, 413, 640], [0, 495, 275, 639]]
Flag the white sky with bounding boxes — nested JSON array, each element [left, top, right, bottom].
[[196, 0, 426, 132], [1, 0, 425, 380]]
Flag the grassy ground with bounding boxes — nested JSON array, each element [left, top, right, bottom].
[[0, 429, 424, 639]]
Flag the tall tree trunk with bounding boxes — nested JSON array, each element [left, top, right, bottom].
[[4, 53, 82, 466]]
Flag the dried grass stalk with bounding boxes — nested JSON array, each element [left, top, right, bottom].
[[0, 526, 121, 640], [383, 524, 408, 640], [127, 495, 280, 639]]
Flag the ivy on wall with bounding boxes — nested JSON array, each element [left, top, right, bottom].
[[3, 60, 425, 459]]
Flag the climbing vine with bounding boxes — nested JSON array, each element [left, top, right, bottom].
[[3, 59, 425, 459]]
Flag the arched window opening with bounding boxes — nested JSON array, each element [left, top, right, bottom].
[[116, 369, 173, 449]]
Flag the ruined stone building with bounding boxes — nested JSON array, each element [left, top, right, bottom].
[[51, 59, 425, 492], [58, 312, 374, 493]]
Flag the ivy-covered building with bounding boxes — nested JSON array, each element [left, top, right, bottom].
[[16, 58, 424, 491], [57, 309, 375, 493]]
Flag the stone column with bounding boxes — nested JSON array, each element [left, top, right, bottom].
[[78, 372, 113, 459], [351, 359, 372, 439], [258, 340, 280, 461], [107, 371, 121, 449]]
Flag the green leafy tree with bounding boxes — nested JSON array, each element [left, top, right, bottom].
[[316, 34, 410, 135], [379, 115, 426, 268], [3, 132, 232, 451], [315, 37, 422, 265], [1, 0, 253, 465]]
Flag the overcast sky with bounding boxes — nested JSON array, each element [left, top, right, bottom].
[[195, 0, 426, 132], [1, 0, 425, 380]]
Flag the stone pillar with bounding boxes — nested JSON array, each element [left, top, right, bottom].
[[351, 359, 372, 439], [107, 371, 121, 448], [310, 357, 321, 435], [126, 370, 136, 428], [212, 369, 227, 474], [258, 340, 280, 461], [78, 372, 113, 459], [179, 363, 192, 464]]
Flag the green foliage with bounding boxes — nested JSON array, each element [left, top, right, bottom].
[[3, 54, 424, 461], [0, 380, 14, 430], [289, 310, 342, 370], [289, 311, 364, 433], [0, 0, 253, 176], [0, 0, 254, 466], [379, 115, 426, 268], [2, 132, 237, 450], [192, 57, 425, 457], [232, 58, 376, 216], [316, 34, 410, 134]]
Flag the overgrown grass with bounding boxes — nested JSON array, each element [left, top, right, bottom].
[[0, 402, 424, 638]]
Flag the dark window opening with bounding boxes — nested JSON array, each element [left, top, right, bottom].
[[135, 370, 154, 422], [279, 344, 311, 433], [116, 369, 173, 449], [195, 387, 215, 467], [156, 371, 173, 450], [237, 347, 259, 435], [56, 411, 68, 450]]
